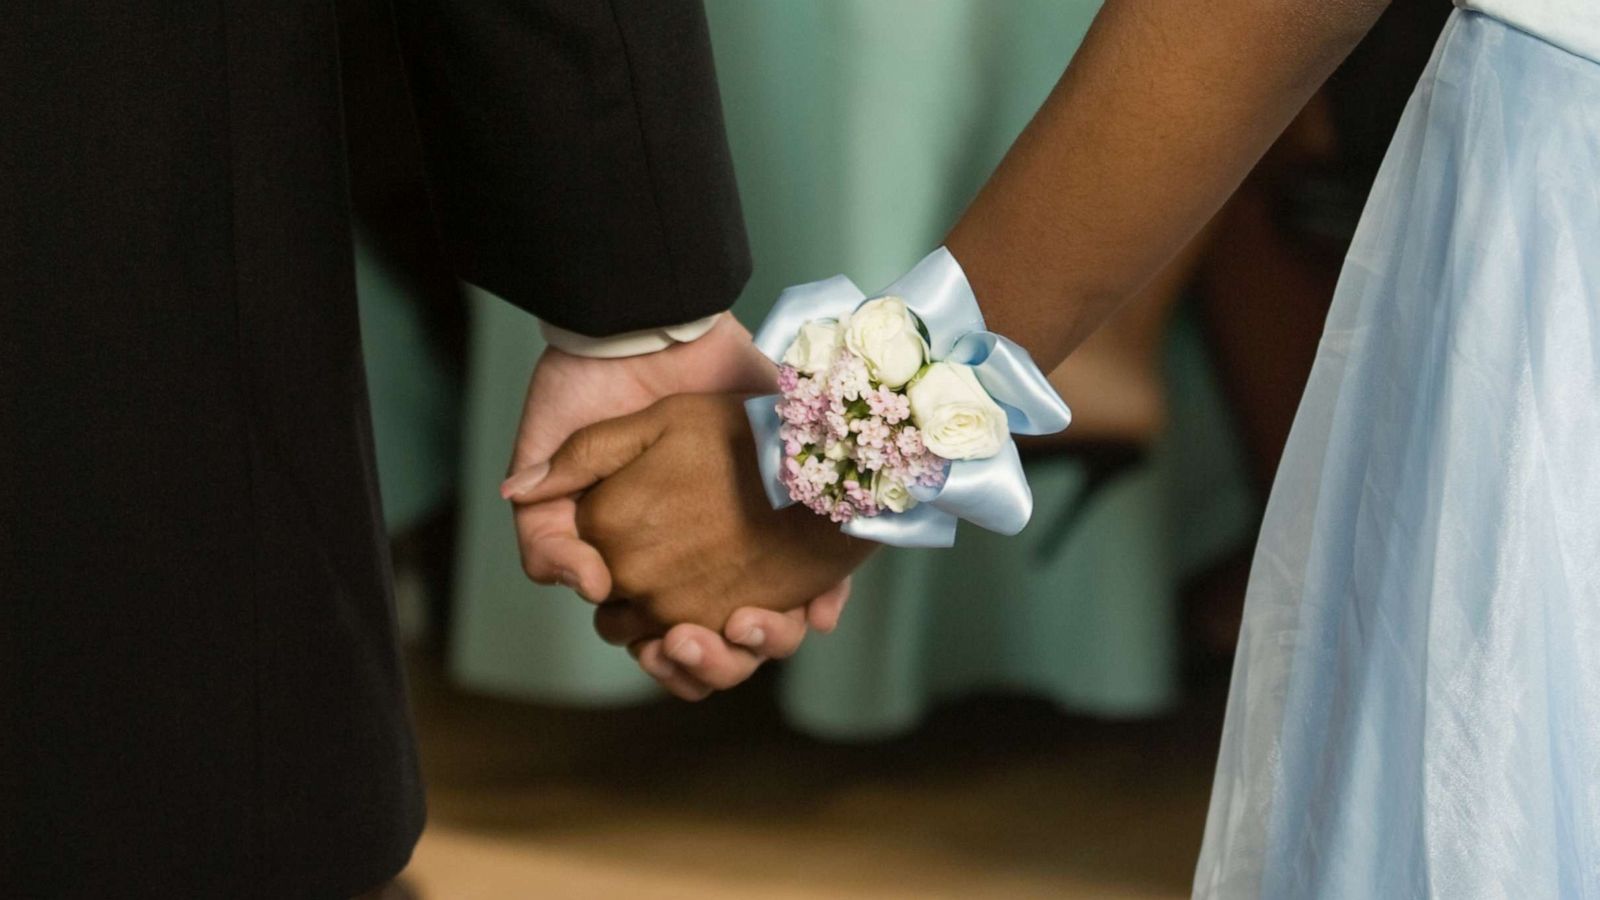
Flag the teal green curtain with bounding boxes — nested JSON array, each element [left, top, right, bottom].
[[361, 0, 1259, 736], [354, 230, 459, 532]]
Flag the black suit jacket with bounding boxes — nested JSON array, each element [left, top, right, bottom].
[[0, 2, 748, 897], [395, 0, 751, 336]]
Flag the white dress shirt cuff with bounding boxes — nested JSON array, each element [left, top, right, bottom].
[[538, 313, 723, 359]]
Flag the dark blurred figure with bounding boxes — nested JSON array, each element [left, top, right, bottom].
[[1188, 1, 1456, 653]]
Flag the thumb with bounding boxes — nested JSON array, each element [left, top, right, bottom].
[[502, 406, 667, 504]]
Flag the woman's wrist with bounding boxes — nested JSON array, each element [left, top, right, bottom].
[[943, 228, 1119, 372]]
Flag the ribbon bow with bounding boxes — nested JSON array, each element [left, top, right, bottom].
[[745, 247, 1072, 548]]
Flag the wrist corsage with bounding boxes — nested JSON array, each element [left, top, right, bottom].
[[745, 247, 1071, 548]]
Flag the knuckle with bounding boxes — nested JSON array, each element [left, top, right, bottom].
[[562, 424, 607, 471], [575, 493, 631, 548], [518, 546, 553, 584], [573, 499, 606, 542], [520, 556, 545, 583]]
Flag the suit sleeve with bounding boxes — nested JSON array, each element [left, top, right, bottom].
[[389, 0, 751, 337]]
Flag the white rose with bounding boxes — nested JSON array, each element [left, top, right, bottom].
[[906, 362, 1009, 460], [843, 297, 927, 388], [782, 319, 843, 375], [872, 473, 916, 513]]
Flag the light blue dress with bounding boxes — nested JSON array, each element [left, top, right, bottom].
[[1195, 8, 1600, 897]]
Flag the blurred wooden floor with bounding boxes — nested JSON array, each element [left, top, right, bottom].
[[398, 651, 1225, 899]]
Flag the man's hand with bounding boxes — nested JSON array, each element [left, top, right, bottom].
[[507, 394, 878, 663], [626, 581, 851, 701], [502, 314, 850, 697]]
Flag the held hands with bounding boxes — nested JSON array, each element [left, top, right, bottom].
[[508, 394, 876, 637], [503, 315, 855, 698]]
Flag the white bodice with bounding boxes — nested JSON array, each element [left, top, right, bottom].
[[1457, 0, 1600, 63]]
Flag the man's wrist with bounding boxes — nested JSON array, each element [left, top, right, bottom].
[[540, 313, 724, 359]]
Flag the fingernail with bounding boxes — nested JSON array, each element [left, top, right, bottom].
[[500, 461, 550, 500], [667, 639, 703, 667], [558, 570, 581, 591], [732, 626, 765, 649]]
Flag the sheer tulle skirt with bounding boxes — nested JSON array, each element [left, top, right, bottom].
[[1194, 12, 1600, 898]]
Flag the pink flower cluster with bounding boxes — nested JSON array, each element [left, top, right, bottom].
[[776, 349, 948, 523]]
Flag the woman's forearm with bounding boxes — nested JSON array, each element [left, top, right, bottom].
[[946, 0, 1389, 369]]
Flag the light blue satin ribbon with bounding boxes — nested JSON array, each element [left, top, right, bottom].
[[746, 247, 1072, 549]]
